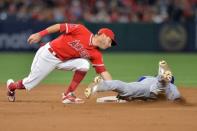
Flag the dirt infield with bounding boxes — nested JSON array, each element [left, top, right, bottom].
[[0, 84, 197, 131]]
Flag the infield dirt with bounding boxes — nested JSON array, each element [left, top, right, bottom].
[[0, 84, 197, 131]]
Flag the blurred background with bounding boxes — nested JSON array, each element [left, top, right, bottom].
[[0, 0, 196, 23], [0, 0, 197, 86]]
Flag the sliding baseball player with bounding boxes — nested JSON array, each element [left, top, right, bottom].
[[85, 60, 184, 103]]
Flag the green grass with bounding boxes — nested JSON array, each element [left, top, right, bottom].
[[0, 52, 197, 87]]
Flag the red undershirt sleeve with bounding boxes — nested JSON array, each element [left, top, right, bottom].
[[94, 66, 106, 74], [91, 52, 106, 74], [60, 23, 81, 33]]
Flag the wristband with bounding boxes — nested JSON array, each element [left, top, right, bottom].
[[60, 23, 66, 33], [38, 29, 49, 37]]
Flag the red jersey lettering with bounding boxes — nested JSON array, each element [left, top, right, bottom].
[[68, 40, 90, 58], [50, 23, 106, 73]]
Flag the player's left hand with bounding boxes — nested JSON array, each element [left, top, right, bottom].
[[27, 33, 42, 44]]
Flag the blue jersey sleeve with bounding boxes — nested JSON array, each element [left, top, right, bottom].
[[137, 76, 146, 82]]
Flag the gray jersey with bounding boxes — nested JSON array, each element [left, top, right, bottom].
[[96, 76, 181, 101]]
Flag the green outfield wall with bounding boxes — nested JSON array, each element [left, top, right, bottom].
[[85, 22, 195, 52]]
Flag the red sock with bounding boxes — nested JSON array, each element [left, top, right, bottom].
[[65, 70, 87, 95], [9, 80, 25, 91]]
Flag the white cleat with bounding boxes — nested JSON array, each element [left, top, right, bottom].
[[6, 79, 15, 102], [158, 60, 171, 75], [159, 60, 167, 67]]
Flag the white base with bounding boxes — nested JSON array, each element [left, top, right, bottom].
[[96, 96, 127, 103]]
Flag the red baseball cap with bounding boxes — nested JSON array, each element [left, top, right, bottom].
[[98, 28, 117, 46]]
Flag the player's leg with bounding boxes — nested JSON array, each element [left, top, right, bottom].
[[6, 43, 61, 101], [23, 43, 62, 89], [6, 46, 47, 102], [6, 46, 47, 101], [56, 58, 90, 103], [6, 46, 46, 92]]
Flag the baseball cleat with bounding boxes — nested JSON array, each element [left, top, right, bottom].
[[62, 92, 84, 104], [158, 60, 171, 75], [6, 79, 15, 102]]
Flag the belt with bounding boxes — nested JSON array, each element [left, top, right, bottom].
[[48, 47, 63, 61]]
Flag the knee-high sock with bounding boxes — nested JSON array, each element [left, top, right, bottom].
[[65, 70, 87, 95], [9, 80, 25, 91]]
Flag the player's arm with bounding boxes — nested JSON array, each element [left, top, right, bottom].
[[91, 52, 112, 80], [27, 24, 62, 44], [100, 71, 112, 80], [93, 65, 112, 80]]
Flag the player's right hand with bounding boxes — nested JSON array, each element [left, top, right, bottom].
[[27, 33, 42, 44]]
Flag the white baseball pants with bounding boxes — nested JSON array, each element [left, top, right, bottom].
[[23, 43, 90, 90]]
